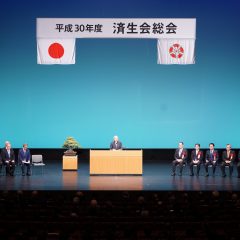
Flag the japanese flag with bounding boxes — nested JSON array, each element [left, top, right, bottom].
[[157, 39, 195, 64], [37, 38, 76, 64]]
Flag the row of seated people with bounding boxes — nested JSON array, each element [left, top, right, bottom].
[[1, 190, 239, 219], [172, 142, 240, 177], [0, 190, 240, 239], [0, 141, 31, 176]]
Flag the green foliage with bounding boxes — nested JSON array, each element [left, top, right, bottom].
[[62, 136, 81, 149]]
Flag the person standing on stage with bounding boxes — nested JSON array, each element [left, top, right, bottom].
[[205, 143, 218, 177], [189, 143, 203, 176], [1, 142, 15, 176], [221, 144, 235, 177], [18, 143, 31, 176], [110, 136, 123, 150], [171, 142, 188, 176]]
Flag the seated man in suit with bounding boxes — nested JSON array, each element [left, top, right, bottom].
[[18, 143, 31, 176], [110, 136, 123, 150], [189, 143, 203, 176], [1, 141, 10, 173], [221, 144, 235, 177], [171, 142, 188, 176], [205, 143, 218, 177], [1, 142, 15, 176]]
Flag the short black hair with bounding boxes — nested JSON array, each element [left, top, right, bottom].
[[195, 143, 200, 147], [209, 143, 215, 147], [179, 142, 184, 145]]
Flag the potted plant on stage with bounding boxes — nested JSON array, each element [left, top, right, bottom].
[[62, 137, 81, 170], [62, 136, 81, 156]]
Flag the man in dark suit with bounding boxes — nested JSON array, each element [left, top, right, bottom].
[[205, 143, 218, 177], [221, 144, 235, 177], [1, 142, 15, 176], [0, 141, 11, 174], [18, 143, 31, 176], [110, 136, 123, 150], [171, 142, 188, 176], [189, 143, 203, 176]]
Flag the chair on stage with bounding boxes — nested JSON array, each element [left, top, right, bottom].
[[190, 163, 204, 176], [206, 163, 220, 176], [14, 163, 22, 176], [32, 155, 45, 174], [175, 162, 188, 176], [221, 164, 234, 177], [0, 162, 18, 176]]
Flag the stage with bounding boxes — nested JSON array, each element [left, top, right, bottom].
[[1, 161, 240, 191]]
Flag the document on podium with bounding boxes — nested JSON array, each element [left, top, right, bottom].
[[22, 160, 30, 164]]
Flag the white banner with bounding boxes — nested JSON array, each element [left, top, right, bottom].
[[157, 39, 195, 64], [37, 38, 75, 64], [37, 18, 196, 39], [37, 18, 196, 65]]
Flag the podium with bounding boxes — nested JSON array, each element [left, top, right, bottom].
[[62, 155, 78, 170], [90, 150, 142, 175]]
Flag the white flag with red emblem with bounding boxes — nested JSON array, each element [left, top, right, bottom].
[[37, 38, 76, 64], [157, 39, 195, 64]]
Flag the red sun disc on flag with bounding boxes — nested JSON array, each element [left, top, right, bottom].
[[48, 43, 64, 59], [169, 43, 184, 58]]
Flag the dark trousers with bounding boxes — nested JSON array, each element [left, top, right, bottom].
[[237, 162, 240, 177], [221, 162, 233, 176], [205, 161, 217, 174], [190, 161, 201, 175], [5, 161, 15, 176], [21, 163, 31, 175], [172, 160, 184, 174]]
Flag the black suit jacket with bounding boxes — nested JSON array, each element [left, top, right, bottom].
[[191, 150, 203, 163], [222, 150, 235, 163], [174, 148, 188, 161], [110, 141, 122, 150], [205, 150, 219, 163], [1, 148, 15, 163]]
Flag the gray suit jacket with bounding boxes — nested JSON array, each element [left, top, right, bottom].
[[110, 141, 122, 150]]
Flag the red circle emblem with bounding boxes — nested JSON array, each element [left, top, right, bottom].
[[48, 43, 64, 59], [169, 43, 184, 58]]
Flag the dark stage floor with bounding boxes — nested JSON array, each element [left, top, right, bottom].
[[0, 161, 240, 191]]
